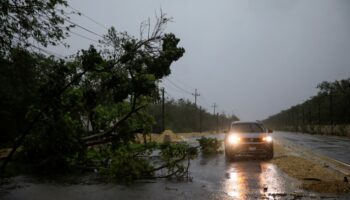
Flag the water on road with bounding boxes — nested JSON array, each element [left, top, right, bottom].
[[1, 133, 349, 199], [274, 131, 350, 164]]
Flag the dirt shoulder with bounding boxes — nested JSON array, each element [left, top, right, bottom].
[[273, 141, 350, 194]]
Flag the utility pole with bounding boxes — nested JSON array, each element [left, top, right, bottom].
[[161, 88, 165, 133], [199, 106, 202, 133], [192, 89, 200, 108], [318, 97, 321, 126], [212, 103, 218, 133], [302, 106, 305, 126], [329, 87, 333, 134], [192, 89, 200, 132], [308, 102, 312, 125], [212, 103, 217, 115], [221, 112, 224, 131], [216, 113, 219, 133]]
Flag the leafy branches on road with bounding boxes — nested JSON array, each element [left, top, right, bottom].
[[197, 137, 222, 154], [97, 142, 197, 182]]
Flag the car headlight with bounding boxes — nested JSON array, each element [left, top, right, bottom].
[[227, 134, 241, 144], [263, 136, 273, 142]]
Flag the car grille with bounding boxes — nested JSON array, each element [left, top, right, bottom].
[[241, 138, 262, 142]]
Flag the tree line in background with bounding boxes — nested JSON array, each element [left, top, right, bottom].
[[148, 98, 239, 133], [263, 78, 350, 136]]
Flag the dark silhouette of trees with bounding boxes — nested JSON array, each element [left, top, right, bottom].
[[263, 78, 350, 136], [148, 98, 239, 133]]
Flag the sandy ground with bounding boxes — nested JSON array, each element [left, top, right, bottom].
[[273, 141, 350, 194]]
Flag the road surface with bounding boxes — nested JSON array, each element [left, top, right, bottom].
[[1, 133, 349, 200], [274, 131, 350, 164]]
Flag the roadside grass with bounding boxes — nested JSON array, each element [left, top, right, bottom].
[[273, 143, 350, 194]]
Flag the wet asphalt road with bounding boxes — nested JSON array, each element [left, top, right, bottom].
[[1, 133, 349, 200], [0, 154, 304, 200], [273, 131, 350, 164]]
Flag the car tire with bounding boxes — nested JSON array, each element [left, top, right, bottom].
[[266, 149, 274, 160], [225, 149, 236, 161]]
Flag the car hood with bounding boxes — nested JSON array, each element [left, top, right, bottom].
[[236, 132, 267, 138]]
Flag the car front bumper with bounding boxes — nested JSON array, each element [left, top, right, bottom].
[[225, 142, 273, 155]]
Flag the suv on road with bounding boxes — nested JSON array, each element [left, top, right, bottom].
[[225, 121, 273, 160]]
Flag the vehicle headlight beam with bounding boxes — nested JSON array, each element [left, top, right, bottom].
[[228, 134, 241, 144]]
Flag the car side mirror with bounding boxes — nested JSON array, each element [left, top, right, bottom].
[[268, 129, 273, 133]]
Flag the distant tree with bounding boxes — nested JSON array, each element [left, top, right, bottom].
[[263, 78, 350, 135], [148, 98, 238, 133]]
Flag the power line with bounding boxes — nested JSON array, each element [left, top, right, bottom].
[[30, 45, 67, 59], [164, 78, 215, 110], [68, 5, 109, 30], [13, 36, 66, 59], [64, 17, 104, 39], [168, 76, 195, 90], [165, 78, 193, 95], [166, 76, 214, 108], [69, 30, 100, 43], [162, 81, 192, 97], [164, 90, 175, 100]]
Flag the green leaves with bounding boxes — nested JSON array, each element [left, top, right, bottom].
[[0, 0, 69, 54], [197, 137, 223, 155], [80, 45, 104, 72], [99, 146, 155, 182], [1, 11, 186, 174]]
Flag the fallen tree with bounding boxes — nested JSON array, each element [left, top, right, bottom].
[[1, 11, 185, 176]]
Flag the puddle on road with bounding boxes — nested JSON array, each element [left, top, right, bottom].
[[223, 160, 300, 199]]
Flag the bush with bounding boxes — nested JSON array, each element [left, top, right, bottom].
[[197, 137, 222, 154]]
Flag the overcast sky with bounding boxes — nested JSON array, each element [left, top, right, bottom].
[[53, 0, 350, 120]]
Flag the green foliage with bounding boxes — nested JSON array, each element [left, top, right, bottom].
[[99, 146, 155, 182], [98, 142, 196, 182], [0, 49, 42, 146], [0, 9, 185, 174], [264, 78, 350, 134], [23, 111, 84, 171], [0, 0, 71, 54], [197, 137, 222, 154]]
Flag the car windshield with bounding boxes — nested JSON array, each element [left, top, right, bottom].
[[231, 123, 265, 133]]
